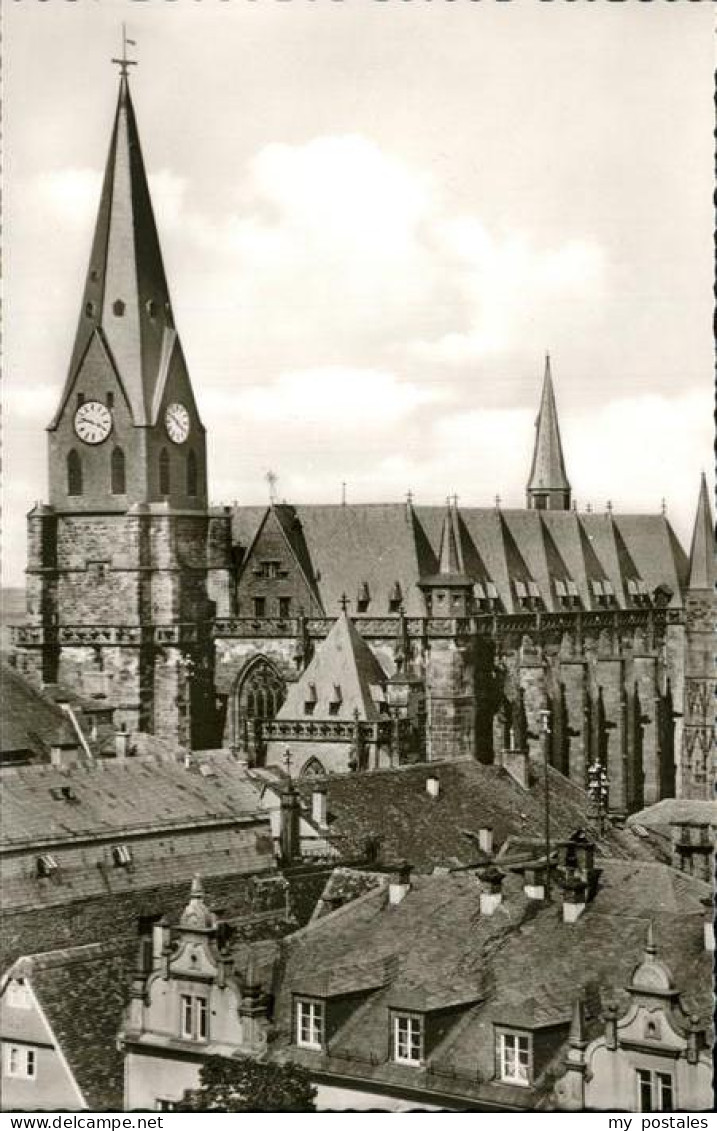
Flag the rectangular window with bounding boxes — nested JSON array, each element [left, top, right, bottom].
[[278, 597, 291, 619], [253, 597, 266, 618], [393, 1014, 423, 1065], [156, 1100, 177, 1112], [5, 1045, 36, 1079], [180, 995, 209, 1042], [498, 1031, 531, 1085], [637, 1069, 674, 1112], [296, 999, 324, 1049], [106, 391, 114, 409]]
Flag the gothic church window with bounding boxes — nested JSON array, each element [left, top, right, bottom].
[[159, 449, 170, 496], [187, 449, 198, 497], [111, 447, 126, 495], [67, 450, 83, 496]]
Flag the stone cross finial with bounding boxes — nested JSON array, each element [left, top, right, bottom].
[[495, 495, 501, 510], [283, 747, 293, 777], [339, 593, 349, 613]]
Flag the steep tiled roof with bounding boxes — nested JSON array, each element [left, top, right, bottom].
[[272, 864, 712, 1108], [278, 613, 387, 722], [1, 865, 324, 973], [1, 752, 264, 849], [6, 939, 134, 1110], [229, 503, 689, 613], [291, 759, 661, 869], [1, 665, 79, 759]]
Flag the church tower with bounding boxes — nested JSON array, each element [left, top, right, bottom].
[[17, 61, 229, 749], [680, 474, 715, 799], [526, 355, 571, 511]]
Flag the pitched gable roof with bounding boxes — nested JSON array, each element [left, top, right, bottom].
[[1, 664, 79, 759], [5, 939, 135, 1110], [278, 612, 387, 721]]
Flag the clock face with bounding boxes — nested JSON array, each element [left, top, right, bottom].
[[74, 400, 112, 445], [165, 402, 190, 444]]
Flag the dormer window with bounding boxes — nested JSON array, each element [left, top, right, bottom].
[[36, 854, 59, 879], [111, 844, 132, 868], [392, 1012, 423, 1066], [295, 998, 324, 1049], [496, 1028, 532, 1086], [555, 578, 580, 609], [357, 582, 370, 613], [591, 579, 615, 607], [527, 581, 541, 603], [256, 560, 281, 580], [328, 684, 343, 716], [304, 683, 318, 716], [627, 578, 651, 606], [389, 582, 403, 614]]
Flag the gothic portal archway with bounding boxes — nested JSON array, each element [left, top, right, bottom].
[[299, 756, 326, 778], [229, 655, 286, 759]]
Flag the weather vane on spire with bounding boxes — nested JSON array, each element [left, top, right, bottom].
[[112, 24, 138, 77]]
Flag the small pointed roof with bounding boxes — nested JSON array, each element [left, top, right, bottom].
[[687, 474, 715, 591], [278, 611, 388, 722], [179, 873, 217, 932], [438, 504, 465, 575], [51, 75, 191, 429], [527, 355, 571, 493]]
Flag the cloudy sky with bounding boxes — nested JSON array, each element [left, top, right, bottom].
[[4, 1, 713, 585]]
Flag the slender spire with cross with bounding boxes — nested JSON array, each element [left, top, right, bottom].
[[112, 24, 138, 78]]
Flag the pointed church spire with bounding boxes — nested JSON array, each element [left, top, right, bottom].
[[527, 354, 571, 511], [53, 71, 186, 429], [687, 473, 715, 591]]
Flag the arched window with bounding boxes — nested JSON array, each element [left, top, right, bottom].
[[67, 449, 83, 496], [111, 447, 126, 495], [300, 757, 326, 779], [159, 449, 170, 496], [187, 450, 198, 498]]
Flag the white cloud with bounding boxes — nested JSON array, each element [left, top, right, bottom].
[[33, 168, 101, 226], [203, 366, 444, 429]]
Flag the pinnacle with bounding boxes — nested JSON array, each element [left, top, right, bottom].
[[687, 472, 715, 591]]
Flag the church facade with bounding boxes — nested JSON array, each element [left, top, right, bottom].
[[12, 73, 715, 813]]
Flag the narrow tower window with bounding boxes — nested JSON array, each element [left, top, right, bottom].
[[67, 450, 83, 497], [186, 449, 198, 498], [111, 447, 126, 495], [159, 448, 170, 496]]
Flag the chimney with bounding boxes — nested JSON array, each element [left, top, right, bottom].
[[311, 784, 328, 829], [479, 865, 504, 916], [523, 864, 546, 901], [478, 826, 493, 855], [279, 780, 301, 864], [389, 861, 412, 906], [115, 728, 130, 760], [702, 897, 714, 953], [50, 746, 63, 768], [426, 775, 440, 799], [152, 916, 171, 963], [561, 871, 588, 923]]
